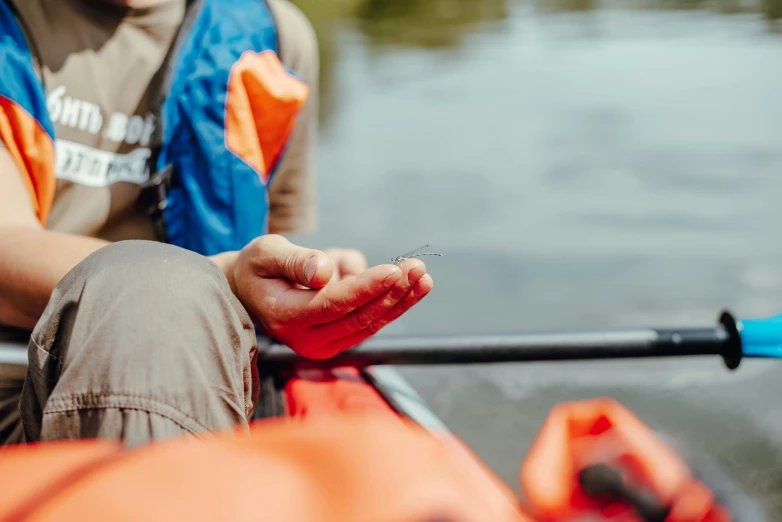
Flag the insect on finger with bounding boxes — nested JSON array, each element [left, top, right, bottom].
[[391, 244, 443, 267]]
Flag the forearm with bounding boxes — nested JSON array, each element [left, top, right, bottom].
[[0, 226, 108, 330], [0, 228, 243, 331], [0, 146, 242, 329]]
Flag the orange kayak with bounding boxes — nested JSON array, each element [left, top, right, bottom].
[[0, 327, 759, 522], [0, 356, 742, 522]]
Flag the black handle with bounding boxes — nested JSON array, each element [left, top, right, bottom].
[[258, 312, 743, 370], [579, 464, 670, 522]]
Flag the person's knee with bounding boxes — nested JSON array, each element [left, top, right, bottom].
[[49, 240, 225, 317], [24, 241, 258, 442], [60, 240, 226, 300], [33, 240, 244, 365]]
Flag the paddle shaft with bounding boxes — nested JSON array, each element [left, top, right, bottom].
[[259, 315, 744, 370]]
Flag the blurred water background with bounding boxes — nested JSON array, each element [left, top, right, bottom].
[[287, 0, 782, 514]]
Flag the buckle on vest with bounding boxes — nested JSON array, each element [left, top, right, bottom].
[[138, 164, 173, 216], [138, 164, 173, 243]]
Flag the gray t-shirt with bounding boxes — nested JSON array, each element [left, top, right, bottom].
[[10, 0, 185, 241]]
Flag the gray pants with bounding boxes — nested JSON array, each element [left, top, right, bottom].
[[15, 241, 258, 444]]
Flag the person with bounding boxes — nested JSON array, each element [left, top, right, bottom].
[[0, 0, 434, 445]]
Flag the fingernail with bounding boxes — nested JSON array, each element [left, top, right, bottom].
[[305, 255, 318, 284], [408, 266, 426, 285], [383, 268, 402, 286]]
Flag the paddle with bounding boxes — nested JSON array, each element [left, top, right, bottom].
[[1, 310, 780, 372], [257, 310, 782, 371]]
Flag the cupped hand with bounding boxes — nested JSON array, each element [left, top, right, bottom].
[[232, 235, 433, 359], [323, 247, 368, 281]]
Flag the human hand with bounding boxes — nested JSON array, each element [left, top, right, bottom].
[[323, 247, 368, 281], [232, 235, 433, 359]]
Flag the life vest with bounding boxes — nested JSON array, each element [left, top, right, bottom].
[[0, 0, 307, 256], [0, 416, 532, 522], [519, 398, 735, 522], [0, 0, 56, 224], [148, 0, 308, 255]]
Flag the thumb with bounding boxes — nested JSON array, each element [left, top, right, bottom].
[[249, 235, 333, 288]]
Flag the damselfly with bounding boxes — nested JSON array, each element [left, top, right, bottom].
[[392, 244, 442, 266]]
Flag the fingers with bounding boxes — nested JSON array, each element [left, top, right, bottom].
[[300, 263, 403, 324], [325, 248, 368, 280], [313, 259, 429, 337], [244, 235, 333, 288], [315, 273, 434, 358]]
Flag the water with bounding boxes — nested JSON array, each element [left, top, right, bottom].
[[289, 0, 782, 514]]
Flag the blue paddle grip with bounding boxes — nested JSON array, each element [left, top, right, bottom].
[[738, 314, 782, 358]]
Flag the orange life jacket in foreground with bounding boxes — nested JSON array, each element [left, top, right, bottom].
[[0, 381, 737, 522], [0, 415, 533, 522]]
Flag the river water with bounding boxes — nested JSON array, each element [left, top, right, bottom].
[[288, 0, 782, 515]]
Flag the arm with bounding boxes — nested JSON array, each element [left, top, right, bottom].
[[267, 148, 315, 235], [266, 0, 319, 236], [0, 150, 108, 329], [1, 146, 433, 354], [0, 150, 240, 330]]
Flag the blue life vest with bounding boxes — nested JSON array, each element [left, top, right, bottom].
[[153, 0, 306, 256], [0, 0, 307, 257]]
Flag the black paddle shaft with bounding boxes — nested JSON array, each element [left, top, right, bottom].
[[258, 313, 743, 370]]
